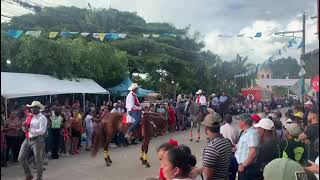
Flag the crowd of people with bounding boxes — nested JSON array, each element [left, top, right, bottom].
[[0, 86, 319, 180], [147, 96, 319, 180]]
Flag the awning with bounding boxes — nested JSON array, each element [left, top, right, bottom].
[[1, 72, 109, 99]]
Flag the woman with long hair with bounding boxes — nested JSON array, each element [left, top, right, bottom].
[[70, 109, 82, 155]]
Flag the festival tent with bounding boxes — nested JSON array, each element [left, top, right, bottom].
[[1, 72, 109, 117], [108, 77, 154, 97]]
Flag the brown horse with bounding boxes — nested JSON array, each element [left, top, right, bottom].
[[91, 112, 166, 167]]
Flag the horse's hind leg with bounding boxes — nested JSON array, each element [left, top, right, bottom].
[[196, 121, 200, 142], [189, 122, 193, 142], [103, 136, 112, 166]]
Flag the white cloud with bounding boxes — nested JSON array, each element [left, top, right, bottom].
[[204, 17, 319, 64]]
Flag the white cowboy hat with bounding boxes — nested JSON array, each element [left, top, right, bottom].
[[211, 93, 216, 97], [196, 89, 203, 94], [304, 100, 313, 105], [128, 83, 139, 91], [26, 101, 45, 111]]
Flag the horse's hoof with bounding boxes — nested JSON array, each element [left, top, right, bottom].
[[144, 162, 151, 168], [106, 162, 111, 166], [196, 140, 200, 143], [108, 157, 113, 164]]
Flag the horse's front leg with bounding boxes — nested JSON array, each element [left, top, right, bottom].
[[189, 119, 193, 141], [141, 137, 150, 168]]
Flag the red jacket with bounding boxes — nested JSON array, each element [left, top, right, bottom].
[[168, 107, 175, 124]]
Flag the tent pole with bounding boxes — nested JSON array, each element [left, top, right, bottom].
[[95, 96, 98, 108], [108, 94, 110, 102], [49, 95, 52, 103], [83, 93, 85, 113], [5, 98, 8, 120], [72, 93, 74, 103]]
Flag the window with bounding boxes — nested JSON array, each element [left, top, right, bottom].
[[267, 74, 270, 79], [261, 74, 265, 78]]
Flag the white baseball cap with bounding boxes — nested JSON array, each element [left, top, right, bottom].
[[254, 118, 274, 130]]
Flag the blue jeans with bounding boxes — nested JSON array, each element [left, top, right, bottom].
[[128, 111, 141, 133], [85, 127, 94, 147]]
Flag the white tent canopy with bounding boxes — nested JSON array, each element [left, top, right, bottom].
[[1, 72, 109, 99]]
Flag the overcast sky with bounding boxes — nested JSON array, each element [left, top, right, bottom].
[[2, 0, 319, 63]]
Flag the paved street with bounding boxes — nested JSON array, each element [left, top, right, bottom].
[[1, 127, 209, 180], [1, 109, 288, 180]]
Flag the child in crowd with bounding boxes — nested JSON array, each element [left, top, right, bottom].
[[146, 138, 179, 180]]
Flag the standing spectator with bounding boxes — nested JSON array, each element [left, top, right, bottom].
[[70, 109, 82, 155], [293, 105, 304, 119], [299, 108, 319, 161], [253, 118, 280, 179], [191, 113, 232, 180], [167, 103, 176, 132], [157, 104, 166, 116], [220, 114, 239, 147], [251, 114, 261, 126], [111, 103, 118, 113], [235, 114, 259, 180], [3, 111, 22, 163], [84, 111, 94, 151], [1, 124, 7, 167], [281, 123, 306, 163], [18, 101, 47, 180], [306, 138, 319, 179], [50, 108, 63, 159]]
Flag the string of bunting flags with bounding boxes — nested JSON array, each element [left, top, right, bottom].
[[218, 32, 262, 39], [5, 30, 179, 41], [234, 37, 303, 79], [234, 67, 257, 78], [265, 38, 303, 64]]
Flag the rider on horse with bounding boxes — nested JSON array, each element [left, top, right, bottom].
[[196, 89, 208, 115], [125, 83, 142, 140]]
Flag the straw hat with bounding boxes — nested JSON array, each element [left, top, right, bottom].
[[26, 101, 45, 111], [128, 83, 139, 91]]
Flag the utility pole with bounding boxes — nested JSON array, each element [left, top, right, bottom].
[[274, 12, 306, 103]]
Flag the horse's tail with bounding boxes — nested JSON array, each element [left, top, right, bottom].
[[91, 121, 103, 157]]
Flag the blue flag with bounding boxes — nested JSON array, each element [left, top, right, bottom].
[[7, 30, 24, 39], [298, 41, 304, 49], [254, 32, 262, 37], [106, 33, 119, 41]]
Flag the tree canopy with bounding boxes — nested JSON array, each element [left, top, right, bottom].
[[2, 6, 307, 97]]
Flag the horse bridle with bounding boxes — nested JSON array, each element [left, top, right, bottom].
[[146, 112, 167, 133]]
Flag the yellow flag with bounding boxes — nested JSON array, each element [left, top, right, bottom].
[[99, 33, 106, 42], [49, 32, 59, 38]]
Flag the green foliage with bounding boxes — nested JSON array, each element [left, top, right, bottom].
[[1, 6, 271, 96], [268, 57, 300, 79]]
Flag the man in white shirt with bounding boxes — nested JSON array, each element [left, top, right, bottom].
[[196, 89, 207, 114], [18, 101, 47, 180], [125, 83, 142, 138], [220, 114, 239, 147]]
